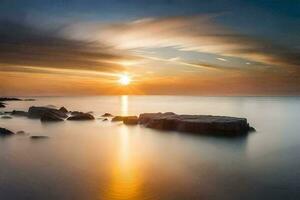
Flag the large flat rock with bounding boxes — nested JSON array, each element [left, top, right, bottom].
[[138, 112, 254, 136]]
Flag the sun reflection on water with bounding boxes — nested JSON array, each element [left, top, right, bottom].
[[103, 95, 141, 200]]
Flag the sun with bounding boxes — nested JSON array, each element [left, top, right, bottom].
[[119, 74, 131, 85]]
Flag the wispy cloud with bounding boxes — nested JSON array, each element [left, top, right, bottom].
[[64, 15, 300, 68], [0, 20, 138, 75]]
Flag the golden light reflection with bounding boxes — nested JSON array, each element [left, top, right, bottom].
[[103, 124, 141, 200], [121, 95, 128, 115]]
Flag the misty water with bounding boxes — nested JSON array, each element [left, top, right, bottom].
[[0, 96, 300, 200]]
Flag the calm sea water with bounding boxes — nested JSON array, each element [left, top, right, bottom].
[[1, 96, 300, 200]]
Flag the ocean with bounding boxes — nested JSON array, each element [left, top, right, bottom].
[[1, 96, 300, 200]]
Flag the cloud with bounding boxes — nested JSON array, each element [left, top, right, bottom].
[[64, 15, 300, 68], [0, 20, 138, 74]]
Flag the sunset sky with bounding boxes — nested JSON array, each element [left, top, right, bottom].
[[0, 0, 299, 96]]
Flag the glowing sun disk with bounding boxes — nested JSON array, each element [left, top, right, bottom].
[[119, 75, 131, 85]]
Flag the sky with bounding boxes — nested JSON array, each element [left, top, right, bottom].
[[0, 0, 299, 96]]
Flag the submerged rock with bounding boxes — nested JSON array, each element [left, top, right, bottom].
[[102, 118, 108, 121], [30, 136, 49, 139], [67, 113, 95, 120], [23, 98, 35, 101], [11, 110, 28, 117], [1, 115, 12, 119], [102, 113, 113, 117], [16, 130, 26, 135], [0, 102, 5, 108], [0, 127, 14, 136], [138, 112, 254, 136], [28, 106, 68, 119]]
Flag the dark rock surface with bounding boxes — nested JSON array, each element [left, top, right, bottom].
[[41, 112, 64, 122], [1, 116, 12, 119], [28, 106, 68, 119], [59, 107, 68, 113], [111, 116, 125, 121], [138, 112, 253, 136], [112, 116, 139, 124], [30, 136, 49, 139], [16, 131, 26, 135], [102, 118, 108, 121], [0, 97, 22, 101], [12, 110, 28, 117], [0, 127, 14, 136], [123, 116, 138, 125], [0, 102, 5, 108], [102, 113, 113, 117], [67, 113, 95, 120]]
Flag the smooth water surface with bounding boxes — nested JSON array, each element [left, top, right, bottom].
[[1, 96, 300, 200]]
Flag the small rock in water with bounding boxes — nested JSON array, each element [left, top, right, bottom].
[[112, 116, 138, 125], [102, 113, 113, 117], [30, 136, 49, 139], [67, 113, 95, 120], [0, 97, 22, 101], [23, 98, 35, 101], [102, 118, 108, 121], [0, 127, 14, 136], [12, 110, 28, 117], [1, 115, 12, 119], [0, 102, 5, 108], [123, 116, 138, 125], [16, 131, 26, 135], [28, 106, 68, 119]]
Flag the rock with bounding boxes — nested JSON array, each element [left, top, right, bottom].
[[28, 106, 68, 119], [30, 136, 49, 139], [11, 110, 28, 117], [16, 131, 26, 135], [70, 111, 83, 115], [23, 98, 35, 101], [111, 116, 124, 121], [0, 102, 5, 108], [138, 112, 254, 136], [123, 116, 138, 125], [102, 113, 113, 117], [0, 97, 22, 101], [59, 107, 68, 113], [41, 112, 64, 122], [0, 127, 14, 136], [102, 118, 108, 121], [1, 116, 12, 119], [67, 113, 95, 120], [111, 116, 138, 124]]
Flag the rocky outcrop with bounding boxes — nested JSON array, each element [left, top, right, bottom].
[[28, 106, 68, 119], [138, 112, 254, 136], [102, 113, 113, 117], [0, 127, 14, 136], [67, 113, 95, 120], [0, 102, 5, 108]]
